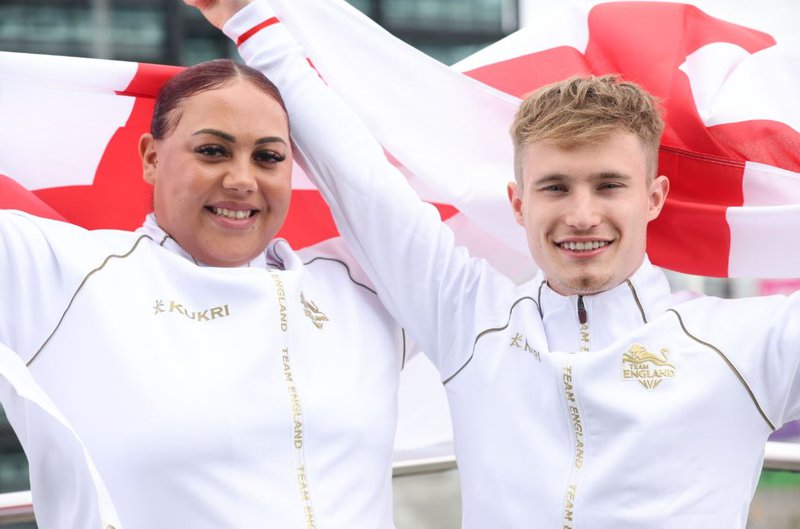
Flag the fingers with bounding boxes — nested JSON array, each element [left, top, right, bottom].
[[182, 0, 214, 9], [183, 0, 251, 29]]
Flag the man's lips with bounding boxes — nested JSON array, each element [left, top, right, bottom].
[[557, 240, 610, 252]]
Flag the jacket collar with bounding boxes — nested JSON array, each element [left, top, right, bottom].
[[135, 213, 299, 271], [533, 256, 672, 352]]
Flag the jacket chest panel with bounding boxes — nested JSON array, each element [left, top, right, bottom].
[[446, 310, 570, 514], [561, 319, 771, 526], [27, 257, 401, 494]]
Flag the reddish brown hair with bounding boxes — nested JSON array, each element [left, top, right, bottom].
[[151, 58, 288, 139]]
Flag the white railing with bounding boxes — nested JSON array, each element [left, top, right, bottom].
[[1, 441, 799, 525], [763, 440, 800, 471], [0, 491, 32, 525]]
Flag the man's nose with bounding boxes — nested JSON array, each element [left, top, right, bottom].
[[563, 191, 601, 230]]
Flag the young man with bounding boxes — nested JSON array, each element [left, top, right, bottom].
[[191, 1, 800, 527]]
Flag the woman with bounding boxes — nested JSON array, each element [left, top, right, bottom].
[[0, 59, 408, 529]]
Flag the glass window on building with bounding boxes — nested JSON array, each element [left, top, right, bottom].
[[0, 0, 231, 65], [0, 0, 517, 66], [358, 0, 518, 64]]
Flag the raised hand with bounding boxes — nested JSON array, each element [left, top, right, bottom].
[[183, 0, 253, 29]]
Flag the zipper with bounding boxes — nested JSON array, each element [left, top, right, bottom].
[[577, 295, 587, 324], [564, 296, 590, 526], [577, 296, 590, 353]]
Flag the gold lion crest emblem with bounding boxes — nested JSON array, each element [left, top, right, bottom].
[[300, 292, 329, 330], [621, 344, 676, 390]]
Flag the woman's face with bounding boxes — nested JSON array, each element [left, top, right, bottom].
[[140, 79, 292, 267]]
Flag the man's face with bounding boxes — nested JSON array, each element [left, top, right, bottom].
[[508, 131, 668, 296]]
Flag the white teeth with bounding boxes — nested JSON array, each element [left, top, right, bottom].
[[560, 241, 608, 251], [212, 207, 252, 220]]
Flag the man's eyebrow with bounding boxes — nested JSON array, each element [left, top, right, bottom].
[[532, 173, 569, 186], [532, 171, 633, 186], [192, 128, 235, 142], [591, 171, 632, 181], [255, 136, 287, 146]]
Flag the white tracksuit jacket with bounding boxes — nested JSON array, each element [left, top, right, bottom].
[[0, 211, 407, 529], [226, 3, 800, 528]]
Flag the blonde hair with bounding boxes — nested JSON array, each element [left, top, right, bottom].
[[510, 75, 664, 185]]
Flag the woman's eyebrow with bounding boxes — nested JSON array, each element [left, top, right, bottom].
[[192, 128, 235, 142], [191, 129, 286, 146], [255, 136, 287, 146]]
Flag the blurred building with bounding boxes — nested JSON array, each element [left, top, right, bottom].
[[0, 0, 518, 66]]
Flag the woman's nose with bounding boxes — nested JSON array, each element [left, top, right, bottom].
[[222, 161, 258, 193]]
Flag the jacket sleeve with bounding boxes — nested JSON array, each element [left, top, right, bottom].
[[0, 211, 94, 362], [0, 341, 123, 528], [761, 293, 800, 425], [740, 292, 800, 427], [692, 294, 800, 428], [223, 1, 519, 379]]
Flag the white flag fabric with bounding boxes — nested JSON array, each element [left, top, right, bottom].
[[268, 0, 800, 279], [2, 2, 798, 278]]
